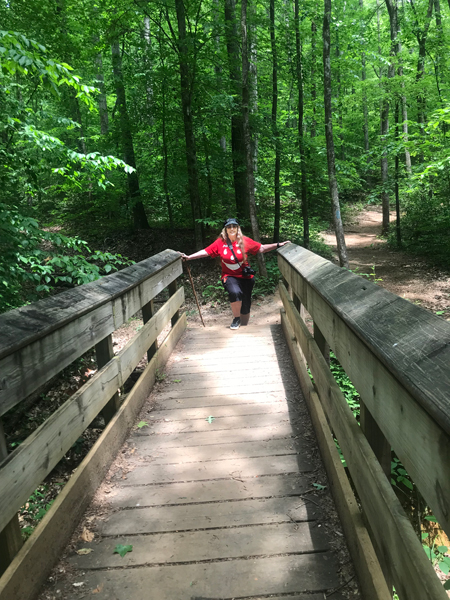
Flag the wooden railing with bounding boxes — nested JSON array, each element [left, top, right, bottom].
[[0, 249, 186, 600], [278, 244, 450, 600]]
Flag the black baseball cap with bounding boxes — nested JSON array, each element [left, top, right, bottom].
[[224, 218, 239, 228]]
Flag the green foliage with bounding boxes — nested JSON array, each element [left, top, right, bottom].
[[329, 352, 360, 419], [253, 256, 281, 296], [0, 203, 133, 313], [113, 544, 133, 558], [391, 457, 414, 492], [20, 484, 58, 539]]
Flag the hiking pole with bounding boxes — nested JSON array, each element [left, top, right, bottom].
[[184, 261, 206, 327]]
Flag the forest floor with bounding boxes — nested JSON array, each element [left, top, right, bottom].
[[321, 205, 450, 319]]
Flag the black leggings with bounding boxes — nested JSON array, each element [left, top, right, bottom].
[[222, 276, 255, 315]]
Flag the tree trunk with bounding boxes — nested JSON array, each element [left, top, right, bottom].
[[94, 46, 109, 135], [359, 0, 369, 152], [213, 0, 227, 153], [143, 17, 154, 120], [174, 0, 203, 249], [414, 0, 434, 147], [224, 0, 248, 220], [323, 0, 349, 268], [311, 20, 317, 139], [295, 0, 309, 248], [270, 0, 281, 243], [395, 101, 401, 246], [241, 0, 266, 275], [111, 40, 150, 230], [433, 0, 443, 101], [249, 2, 258, 197]]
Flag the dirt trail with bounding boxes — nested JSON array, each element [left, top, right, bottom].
[[321, 206, 450, 319]]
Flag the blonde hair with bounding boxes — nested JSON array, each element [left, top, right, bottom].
[[220, 225, 247, 261]]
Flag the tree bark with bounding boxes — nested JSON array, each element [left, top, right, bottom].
[[395, 101, 401, 246], [270, 0, 281, 243], [359, 0, 369, 153], [413, 0, 434, 145], [311, 20, 317, 139], [94, 46, 109, 135], [241, 0, 266, 275], [295, 0, 309, 248], [111, 40, 150, 230], [224, 0, 248, 220], [323, 0, 349, 268], [173, 0, 203, 249], [143, 17, 154, 121], [249, 2, 258, 197]]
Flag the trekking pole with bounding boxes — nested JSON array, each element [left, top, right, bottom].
[[184, 261, 206, 327]]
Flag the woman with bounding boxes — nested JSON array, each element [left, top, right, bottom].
[[179, 218, 290, 330]]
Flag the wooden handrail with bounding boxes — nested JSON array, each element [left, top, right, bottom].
[[0, 249, 181, 417], [0, 250, 184, 579], [278, 244, 450, 600]]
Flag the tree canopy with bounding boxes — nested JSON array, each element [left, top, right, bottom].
[[2, 0, 450, 311]]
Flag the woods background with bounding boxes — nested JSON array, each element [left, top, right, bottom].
[[1, 0, 449, 311]]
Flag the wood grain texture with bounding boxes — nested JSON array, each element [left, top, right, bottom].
[[278, 244, 450, 436], [0, 314, 186, 600], [0, 251, 182, 417], [280, 257, 450, 538], [280, 283, 448, 600], [0, 290, 184, 534], [281, 309, 391, 600]]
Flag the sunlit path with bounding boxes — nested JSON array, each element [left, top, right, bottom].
[[59, 324, 350, 599]]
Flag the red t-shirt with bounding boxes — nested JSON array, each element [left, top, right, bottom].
[[205, 236, 262, 279]]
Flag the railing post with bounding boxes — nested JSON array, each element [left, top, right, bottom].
[[142, 300, 158, 362], [360, 400, 393, 592], [0, 419, 23, 576], [168, 280, 179, 327], [314, 323, 330, 366], [95, 335, 120, 424]]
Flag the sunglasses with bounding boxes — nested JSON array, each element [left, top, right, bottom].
[[226, 224, 238, 229]]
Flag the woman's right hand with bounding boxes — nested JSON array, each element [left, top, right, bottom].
[[178, 252, 189, 261]]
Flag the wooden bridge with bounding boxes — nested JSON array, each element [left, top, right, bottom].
[[0, 246, 449, 600]]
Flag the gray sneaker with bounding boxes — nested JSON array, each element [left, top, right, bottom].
[[230, 317, 241, 330]]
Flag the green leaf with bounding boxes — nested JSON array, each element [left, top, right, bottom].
[[173, 379, 181, 383], [423, 545, 434, 560], [424, 515, 437, 522], [312, 483, 326, 490], [421, 532, 429, 540], [206, 416, 215, 424], [113, 544, 133, 558], [137, 421, 148, 428]]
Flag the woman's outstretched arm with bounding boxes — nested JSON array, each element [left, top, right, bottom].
[[179, 249, 209, 261], [258, 241, 291, 254]]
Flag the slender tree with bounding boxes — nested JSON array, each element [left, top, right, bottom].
[[173, 0, 203, 248], [241, 0, 266, 275], [111, 39, 150, 230], [323, 0, 349, 267], [224, 0, 248, 220], [295, 0, 309, 248], [270, 0, 281, 243]]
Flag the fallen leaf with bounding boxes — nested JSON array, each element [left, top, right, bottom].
[[312, 483, 326, 490], [113, 544, 133, 557], [76, 548, 93, 555], [81, 527, 94, 542], [206, 416, 215, 424], [137, 421, 148, 428], [92, 583, 104, 594]]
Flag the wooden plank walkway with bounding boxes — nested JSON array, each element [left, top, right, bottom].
[[48, 324, 356, 600]]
